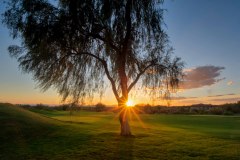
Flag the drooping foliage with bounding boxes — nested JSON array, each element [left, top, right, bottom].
[[3, 0, 184, 103]]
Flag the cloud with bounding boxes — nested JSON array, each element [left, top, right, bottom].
[[170, 96, 198, 100], [207, 93, 236, 98], [209, 97, 240, 103], [227, 81, 233, 86], [180, 65, 225, 89], [172, 93, 236, 101]]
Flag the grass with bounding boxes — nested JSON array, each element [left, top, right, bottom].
[[0, 103, 240, 160]]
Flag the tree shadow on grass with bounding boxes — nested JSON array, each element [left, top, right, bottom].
[[96, 132, 135, 160], [116, 136, 135, 160]]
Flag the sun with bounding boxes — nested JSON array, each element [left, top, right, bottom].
[[126, 100, 135, 107]]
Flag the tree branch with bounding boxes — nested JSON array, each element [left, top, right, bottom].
[[58, 47, 120, 101], [87, 32, 119, 52], [77, 51, 120, 101], [78, 26, 119, 52], [102, 60, 120, 101], [122, 0, 132, 51], [127, 62, 156, 93]]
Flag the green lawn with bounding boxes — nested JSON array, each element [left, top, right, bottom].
[[0, 103, 239, 160]]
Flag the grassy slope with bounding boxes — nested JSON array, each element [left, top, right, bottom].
[[0, 104, 240, 160]]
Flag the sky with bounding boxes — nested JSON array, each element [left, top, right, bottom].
[[0, 0, 240, 106]]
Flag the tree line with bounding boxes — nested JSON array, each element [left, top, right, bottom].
[[17, 102, 240, 115]]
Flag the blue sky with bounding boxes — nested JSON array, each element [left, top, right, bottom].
[[164, 0, 240, 69], [161, 0, 240, 105], [0, 0, 239, 105]]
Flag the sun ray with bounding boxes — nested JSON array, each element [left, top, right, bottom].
[[130, 107, 148, 129], [109, 100, 149, 134]]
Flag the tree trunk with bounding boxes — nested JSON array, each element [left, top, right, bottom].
[[117, 1, 132, 135], [118, 99, 132, 136], [119, 107, 131, 136]]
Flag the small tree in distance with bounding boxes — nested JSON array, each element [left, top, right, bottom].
[[3, 0, 184, 136]]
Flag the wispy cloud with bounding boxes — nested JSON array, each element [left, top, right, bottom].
[[209, 98, 240, 102], [170, 96, 198, 100], [171, 93, 240, 105], [207, 93, 236, 98], [180, 65, 225, 89], [171, 93, 236, 101], [170, 93, 239, 105]]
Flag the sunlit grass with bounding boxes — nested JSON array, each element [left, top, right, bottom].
[[1, 103, 240, 159]]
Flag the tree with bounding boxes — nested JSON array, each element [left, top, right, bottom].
[[95, 103, 106, 112], [3, 0, 183, 136]]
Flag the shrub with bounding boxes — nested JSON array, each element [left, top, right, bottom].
[[95, 103, 106, 112], [209, 107, 223, 115]]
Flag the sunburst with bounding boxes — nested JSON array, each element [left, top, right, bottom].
[[126, 100, 135, 107]]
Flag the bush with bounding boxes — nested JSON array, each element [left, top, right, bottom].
[[35, 104, 51, 110], [208, 107, 223, 115], [223, 111, 233, 115], [95, 103, 106, 112], [61, 104, 70, 111]]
